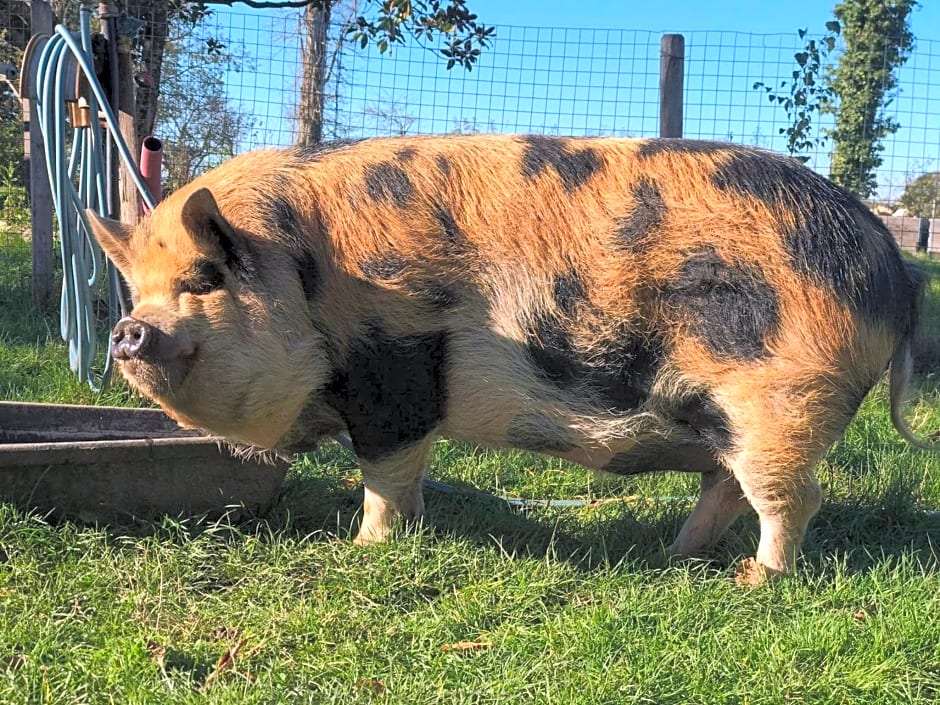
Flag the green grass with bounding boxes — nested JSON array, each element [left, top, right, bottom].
[[1, 227, 939, 704], [0, 230, 137, 407]]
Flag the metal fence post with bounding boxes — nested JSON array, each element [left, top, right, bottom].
[[659, 33, 685, 138]]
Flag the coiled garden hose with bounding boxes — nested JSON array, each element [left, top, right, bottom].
[[33, 7, 156, 390]]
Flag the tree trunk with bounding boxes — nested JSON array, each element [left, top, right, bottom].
[[297, 2, 331, 148], [126, 0, 170, 144]]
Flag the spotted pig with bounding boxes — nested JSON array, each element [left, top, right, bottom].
[[88, 135, 931, 584]]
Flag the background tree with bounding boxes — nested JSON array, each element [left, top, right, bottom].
[[752, 22, 840, 164], [826, 0, 917, 198], [295, 0, 365, 147], [155, 11, 256, 193], [129, 0, 178, 143], [899, 172, 940, 218], [296, 1, 332, 148], [5, 0, 489, 173], [0, 0, 34, 191], [364, 93, 415, 135], [293, 0, 491, 146], [122, 1, 491, 152]]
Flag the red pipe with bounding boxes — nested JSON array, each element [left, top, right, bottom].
[[139, 135, 163, 214]]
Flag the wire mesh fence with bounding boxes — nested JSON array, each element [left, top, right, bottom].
[[2, 4, 940, 208]]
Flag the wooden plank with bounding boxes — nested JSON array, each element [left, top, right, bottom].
[[117, 36, 140, 224], [27, 0, 56, 309]]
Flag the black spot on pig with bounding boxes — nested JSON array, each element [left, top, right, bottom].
[[708, 148, 914, 330], [436, 155, 452, 177], [671, 390, 734, 456], [269, 196, 300, 238], [662, 248, 779, 360], [360, 254, 407, 281], [525, 313, 580, 387], [617, 179, 666, 252], [364, 162, 414, 207], [591, 333, 665, 411], [525, 313, 664, 412], [635, 139, 730, 159], [421, 282, 461, 312], [295, 252, 320, 302], [326, 327, 448, 461], [553, 271, 587, 317], [435, 205, 471, 254], [603, 434, 719, 474], [293, 138, 361, 161], [520, 135, 603, 192]]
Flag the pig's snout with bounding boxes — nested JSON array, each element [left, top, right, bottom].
[[110, 317, 156, 361], [110, 316, 197, 362]]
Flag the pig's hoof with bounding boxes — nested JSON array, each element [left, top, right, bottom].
[[734, 557, 783, 588], [353, 526, 393, 546]]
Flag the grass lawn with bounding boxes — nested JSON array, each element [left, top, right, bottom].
[[1, 226, 939, 704]]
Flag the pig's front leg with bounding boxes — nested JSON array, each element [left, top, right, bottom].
[[354, 437, 434, 545]]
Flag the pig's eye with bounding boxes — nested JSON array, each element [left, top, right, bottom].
[[182, 259, 226, 296]]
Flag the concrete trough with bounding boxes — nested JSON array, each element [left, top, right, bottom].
[[0, 402, 289, 520]]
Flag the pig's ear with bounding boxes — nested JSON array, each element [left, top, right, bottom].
[[181, 187, 227, 237], [180, 188, 255, 278], [85, 210, 133, 274]]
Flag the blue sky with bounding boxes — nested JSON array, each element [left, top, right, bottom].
[[464, 0, 939, 38], [213, 1, 940, 201]]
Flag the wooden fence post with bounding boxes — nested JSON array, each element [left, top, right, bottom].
[[117, 34, 140, 226], [659, 34, 685, 138], [27, 0, 56, 309]]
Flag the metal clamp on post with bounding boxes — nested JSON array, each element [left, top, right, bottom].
[[67, 99, 92, 129]]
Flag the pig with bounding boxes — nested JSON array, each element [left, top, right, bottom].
[[87, 134, 933, 585]]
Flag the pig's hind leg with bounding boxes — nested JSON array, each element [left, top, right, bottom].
[[727, 449, 824, 586], [720, 390, 830, 585], [669, 469, 751, 558]]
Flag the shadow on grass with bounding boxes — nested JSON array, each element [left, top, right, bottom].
[[8, 434, 936, 587], [152, 437, 934, 583], [805, 493, 940, 574], [7, 432, 940, 579]]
